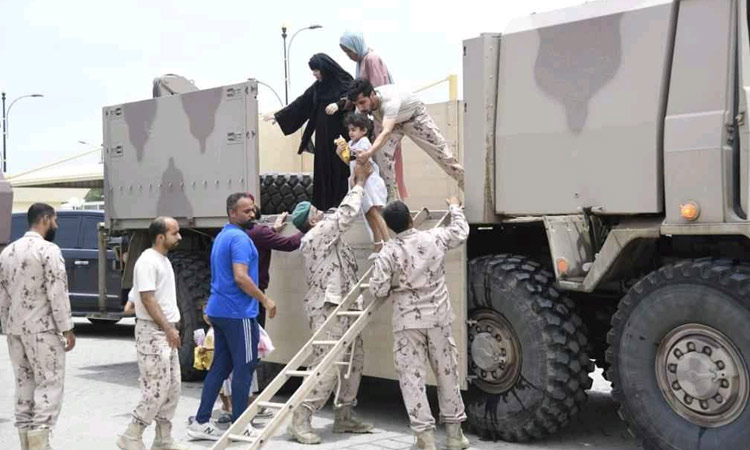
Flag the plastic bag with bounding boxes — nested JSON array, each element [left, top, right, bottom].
[[258, 325, 275, 359]]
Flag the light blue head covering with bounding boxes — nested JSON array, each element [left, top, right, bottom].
[[340, 31, 368, 78]]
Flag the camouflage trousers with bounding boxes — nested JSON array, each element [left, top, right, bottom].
[[393, 324, 466, 432], [302, 303, 365, 412], [7, 331, 66, 429], [132, 319, 181, 426], [379, 104, 465, 196]]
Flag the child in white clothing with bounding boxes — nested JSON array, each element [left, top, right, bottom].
[[336, 113, 389, 251]]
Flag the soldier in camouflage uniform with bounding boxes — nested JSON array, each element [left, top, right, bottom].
[[369, 198, 470, 450], [116, 217, 188, 450], [286, 161, 375, 445], [0, 203, 76, 450]]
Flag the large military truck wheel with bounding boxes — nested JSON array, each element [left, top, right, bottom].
[[465, 255, 593, 441], [170, 252, 211, 382], [259, 173, 313, 215], [607, 259, 750, 450]]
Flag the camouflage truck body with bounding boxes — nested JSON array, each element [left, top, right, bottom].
[[459, 0, 750, 448]]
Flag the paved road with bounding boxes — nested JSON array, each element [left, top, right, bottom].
[[0, 319, 640, 449]]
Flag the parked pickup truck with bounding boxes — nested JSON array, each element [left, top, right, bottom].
[[10, 210, 124, 323]]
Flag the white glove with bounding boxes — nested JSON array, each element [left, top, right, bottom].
[[325, 103, 339, 115], [262, 113, 277, 124]]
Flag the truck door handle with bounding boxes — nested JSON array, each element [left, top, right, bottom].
[[74, 260, 90, 266]]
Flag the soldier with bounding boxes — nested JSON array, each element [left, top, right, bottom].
[[286, 161, 375, 445], [0, 203, 76, 450], [369, 198, 470, 450], [346, 78, 464, 199], [116, 217, 189, 450]]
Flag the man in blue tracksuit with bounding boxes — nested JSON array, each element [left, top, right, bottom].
[[187, 193, 277, 441]]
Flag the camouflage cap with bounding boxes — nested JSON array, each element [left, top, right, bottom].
[[292, 201, 312, 230]]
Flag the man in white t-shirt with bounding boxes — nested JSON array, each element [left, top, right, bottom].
[[346, 79, 465, 199], [117, 217, 188, 450]]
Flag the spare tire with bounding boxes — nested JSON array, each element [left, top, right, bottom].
[[259, 173, 313, 215], [170, 251, 211, 382]]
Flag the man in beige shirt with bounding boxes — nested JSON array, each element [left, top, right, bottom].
[[369, 198, 469, 450], [117, 217, 188, 450], [0, 203, 76, 450]]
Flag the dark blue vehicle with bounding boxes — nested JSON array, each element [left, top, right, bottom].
[[11, 210, 123, 323]]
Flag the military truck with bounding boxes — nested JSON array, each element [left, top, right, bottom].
[[100, 1, 750, 449]]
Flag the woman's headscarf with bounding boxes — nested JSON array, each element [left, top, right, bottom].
[[308, 53, 353, 104], [339, 31, 368, 78]]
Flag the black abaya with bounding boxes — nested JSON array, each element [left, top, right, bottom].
[[274, 54, 353, 211]]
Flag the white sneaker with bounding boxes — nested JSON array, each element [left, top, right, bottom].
[[243, 424, 261, 438], [187, 419, 223, 441]]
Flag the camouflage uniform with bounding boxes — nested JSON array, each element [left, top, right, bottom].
[[0, 231, 73, 430], [375, 104, 465, 193], [369, 205, 469, 432], [132, 319, 181, 425], [299, 186, 366, 412]]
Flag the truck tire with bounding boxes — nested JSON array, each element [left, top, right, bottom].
[[259, 173, 313, 215], [607, 259, 750, 450], [170, 252, 211, 382], [465, 255, 593, 442]]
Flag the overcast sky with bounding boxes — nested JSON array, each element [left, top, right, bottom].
[[0, 0, 584, 174]]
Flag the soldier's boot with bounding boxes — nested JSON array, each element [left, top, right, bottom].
[[410, 429, 436, 450], [27, 428, 52, 450], [151, 420, 190, 450], [18, 428, 29, 450], [445, 423, 470, 450], [116, 421, 147, 450], [332, 405, 374, 434], [287, 407, 321, 445]]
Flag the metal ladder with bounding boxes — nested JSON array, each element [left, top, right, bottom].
[[209, 208, 450, 450]]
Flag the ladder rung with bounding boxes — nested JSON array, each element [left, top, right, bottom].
[[334, 361, 350, 366], [312, 340, 338, 346], [257, 401, 286, 409], [337, 311, 364, 316], [286, 370, 313, 377], [228, 433, 256, 443], [359, 283, 369, 289]]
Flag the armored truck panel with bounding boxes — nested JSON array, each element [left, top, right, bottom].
[[262, 213, 468, 388], [103, 81, 259, 230], [493, 0, 673, 215]]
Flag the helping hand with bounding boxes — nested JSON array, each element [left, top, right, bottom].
[[262, 113, 277, 125], [273, 212, 288, 232], [353, 160, 374, 185], [355, 150, 372, 164], [325, 103, 339, 115], [445, 196, 461, 207]]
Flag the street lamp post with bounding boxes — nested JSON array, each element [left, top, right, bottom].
[[281, 24, 322, 105], [1, 92, 44, 173], [282, 25, 289, 104]]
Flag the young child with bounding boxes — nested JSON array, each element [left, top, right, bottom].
[[336, 113, 390, 252]]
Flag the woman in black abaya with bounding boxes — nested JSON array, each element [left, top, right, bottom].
[[266, 53, 352, 211]]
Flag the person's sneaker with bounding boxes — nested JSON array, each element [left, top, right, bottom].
[[187, 419, 223, 441], [217, 412, 232, 424], [256, 407, 273, 418], [242, 424, 261, 438]]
